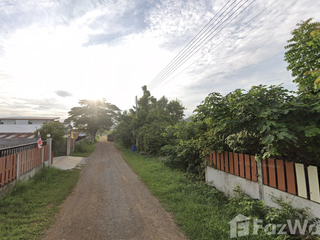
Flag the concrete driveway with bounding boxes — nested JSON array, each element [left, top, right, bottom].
[[52, 156, 86, 170]]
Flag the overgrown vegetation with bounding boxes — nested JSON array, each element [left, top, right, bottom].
[[164, 85, 320, 170], [114, 85, 185, 154], [115, 19, 320, 175], [70, 138, 97, 157], [0, 167, 80, 240], [161, 18, 320, 173], [117, 144, 318, 240]]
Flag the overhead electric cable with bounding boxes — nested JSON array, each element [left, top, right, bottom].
[[149, 0, 254, 91], [147, 0, 236, 90], [153, 0, 279, 90], [149, 0, 252, 91]]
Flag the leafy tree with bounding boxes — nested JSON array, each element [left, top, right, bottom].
[[114, 85, 185, 153], [34, 121, 68, 150], [114, 110, 136, 148], [193, 85, 320, 165], [161, 119, 205, 177], [162, 84, 320, 175], [284, 18, 320, 94], [65, 99, 120, 141]]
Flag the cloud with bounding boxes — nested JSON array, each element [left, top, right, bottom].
[[83, 0, 152, 46], [54, 90, 73, 98], [0, 96, 71, 119]]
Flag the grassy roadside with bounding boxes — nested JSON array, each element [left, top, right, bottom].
[[0, 141, 97, 240], [115, 143, 317, 240], [115, 143, 230, 239], [0, 167, 81, 240]]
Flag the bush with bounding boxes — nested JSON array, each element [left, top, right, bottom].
[[74, 139, 91, 153]]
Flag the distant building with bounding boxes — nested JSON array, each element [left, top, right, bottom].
[[0, 117, 60, 148]]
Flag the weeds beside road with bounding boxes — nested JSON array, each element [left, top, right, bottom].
[[70, 139, 97, 157], [0, 167, 80, 240], [0, 140, 96, 240], [116, 143, 318, 240]]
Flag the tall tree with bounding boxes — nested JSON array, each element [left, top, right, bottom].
[[284, 18, 320, 94], [114, 85, 185, 153], [65, 99, 120, 140]]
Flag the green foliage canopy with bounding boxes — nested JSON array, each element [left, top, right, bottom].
[[114, 85, 185, 154], [65, 99, 120, 140], [284, 18, 320, 94], [34, 121, 68, 150]]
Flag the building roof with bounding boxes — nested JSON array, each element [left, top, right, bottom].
[[0, 133, 35, 139], [0, 125, 42, 133], [0, 117, 60, 120]]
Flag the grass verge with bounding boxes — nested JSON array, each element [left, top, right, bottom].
[[115, 143, 318, 240], [0, 167, 81, 240]]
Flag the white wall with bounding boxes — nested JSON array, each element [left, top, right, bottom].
[[206, 167, 260, 199], [206, 166, 320, 219], [263, 185, 320, 219]]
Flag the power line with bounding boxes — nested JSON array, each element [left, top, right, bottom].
[[147, 0, 236, 90], [149, 0, 253, 91], [153, 0, 279, 90], [148, 0, 255, 92], [148, 0, 246, 91]]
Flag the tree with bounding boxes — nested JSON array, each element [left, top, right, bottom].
[[114, 85, 185, 153], [34, 121, 68, 150], [284, 18, 320, 94], [65, 99, 120, 141]]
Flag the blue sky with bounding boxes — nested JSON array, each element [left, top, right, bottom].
[[0, 0, 319, 120]]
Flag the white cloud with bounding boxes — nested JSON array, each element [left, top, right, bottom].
[[0, 0, 319, 119]]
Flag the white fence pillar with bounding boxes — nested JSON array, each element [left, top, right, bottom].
[[308, 166, 320, 203], [257, 159, 264, 201], [295, 163, 307, 199], [47, 138, 52, 166]]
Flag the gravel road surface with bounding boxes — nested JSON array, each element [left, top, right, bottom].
[[44, 137, 187, 240]]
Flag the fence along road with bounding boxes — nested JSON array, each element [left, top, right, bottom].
[[44, 136, 187, 240]]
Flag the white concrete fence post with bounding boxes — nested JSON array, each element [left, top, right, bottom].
[[47, 138, 52, 166], [257, 159, 264, 201]]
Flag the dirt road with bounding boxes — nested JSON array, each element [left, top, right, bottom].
[[44, 137, 187, 240]]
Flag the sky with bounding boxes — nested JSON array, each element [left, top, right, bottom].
[[0, 0, 319, 120]]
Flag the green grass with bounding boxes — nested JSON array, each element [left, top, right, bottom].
[[115, 143, 316, 240], [0, 167, 81, 240], [116, 143, 231, 239], [70, 139, 97, 157]]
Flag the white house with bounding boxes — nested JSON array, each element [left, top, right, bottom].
[[0, 117, 60, 148]]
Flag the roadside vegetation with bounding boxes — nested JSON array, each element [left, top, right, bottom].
[[116, 144, 317, 240], [114, 18, 320, 181], [113, 19, 320, 239], [70, 138, 97, 157], [0, 167, 81, 240]]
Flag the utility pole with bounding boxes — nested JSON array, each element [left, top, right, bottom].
[[135, 95, 138, 152]]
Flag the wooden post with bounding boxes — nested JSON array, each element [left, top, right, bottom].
[[16, 153, 20, 179]]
